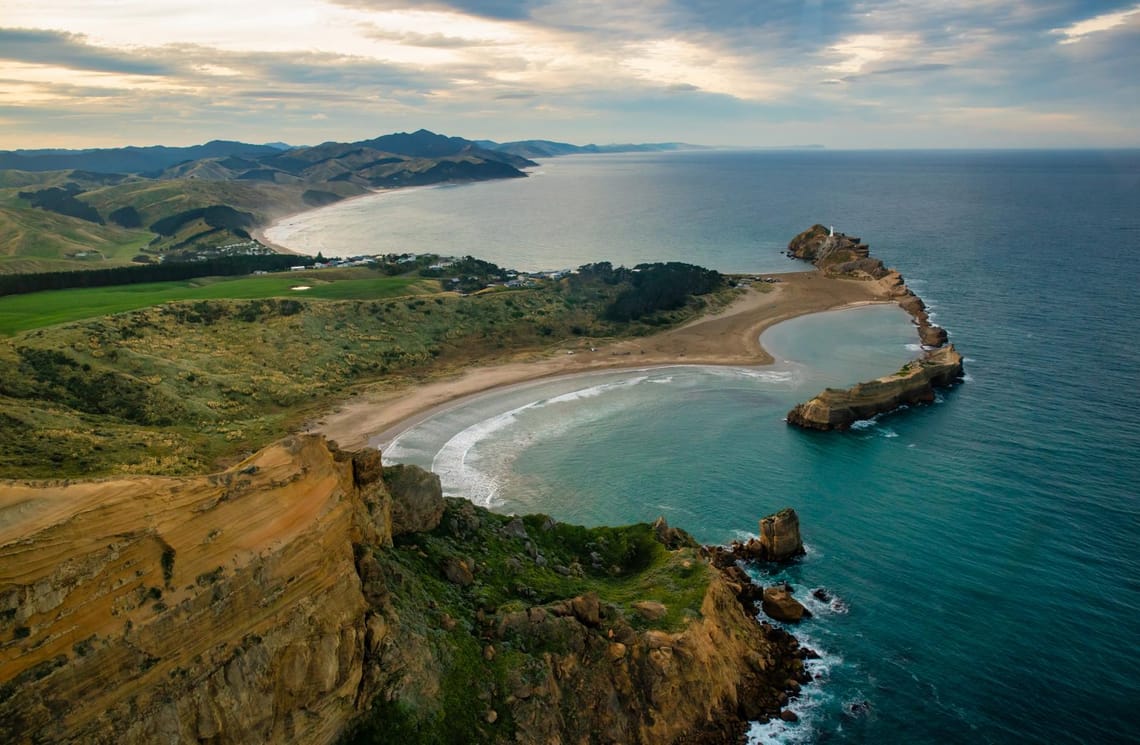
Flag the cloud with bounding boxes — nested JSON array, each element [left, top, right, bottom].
[[329, 0, 539, 21], [0, 0, 1137, 148], [0, 28, 176, 75], [1051, 4, 1140, 44]]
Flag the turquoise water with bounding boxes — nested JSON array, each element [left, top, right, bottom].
[[303, 150, 1140, 743]]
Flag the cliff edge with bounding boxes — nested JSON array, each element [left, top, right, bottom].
[[784, 225, 963, 429], [1, 436, 805, 743]]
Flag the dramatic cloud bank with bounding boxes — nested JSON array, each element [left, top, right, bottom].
[[1, 0, 1137, 148]]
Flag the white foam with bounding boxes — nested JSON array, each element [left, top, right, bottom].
[[543, 375, 647, 405], [746, 630, 844, 745], [802, 588, 850, 617], [424, 374, 657, 505], [430, 401, 542, 506], [724, 367, 799, 384], [850, 418, 878, 431], [880, 428, 899, 438]]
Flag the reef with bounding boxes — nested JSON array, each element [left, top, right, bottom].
[[785, 225, 964, 430], [1, 435, 809, 744]]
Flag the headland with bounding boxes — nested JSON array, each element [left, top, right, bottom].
[[783, 224, 964, 430], [1, 434, 812, 743]]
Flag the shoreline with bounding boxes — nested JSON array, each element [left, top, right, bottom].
[[314, 271, 899, 451], [254, 182, 468, 259]]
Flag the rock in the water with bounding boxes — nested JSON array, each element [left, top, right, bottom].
[[758, 508, 805, 562], [779, 709, 799, 723], [787, 345, 964, 431], [762, 585, 811, 623]]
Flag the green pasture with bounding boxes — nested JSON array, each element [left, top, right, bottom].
[[0, 271, 439, 334]]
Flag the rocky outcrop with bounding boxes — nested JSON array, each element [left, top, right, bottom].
[[786, 224, 878, 274], [787, 344, 964, 430], [785, 225, 964, 430], [1, 439, 806, 744], [382, 463, 444, 536], [788, 224, 949, 349], [706, 508, 805, 565], [758, 508, 805, 561], [762, 585, 811, 623], [873, 268, 948, 348]]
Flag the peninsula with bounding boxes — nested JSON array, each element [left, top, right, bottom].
[[783, 225, 964, 430]]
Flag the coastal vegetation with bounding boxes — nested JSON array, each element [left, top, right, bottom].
[[0, 262, 731, 478], [344, 499, 713, 743]]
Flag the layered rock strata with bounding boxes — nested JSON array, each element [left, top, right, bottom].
[[1, 437, 805, 744], [786, 344, 964, 431], [785, 225, 964, 429]]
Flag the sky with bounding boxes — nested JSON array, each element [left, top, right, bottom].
[[0, 0, 1137, 149]]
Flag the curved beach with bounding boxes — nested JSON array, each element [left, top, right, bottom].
[[314, 269, 895, 451]]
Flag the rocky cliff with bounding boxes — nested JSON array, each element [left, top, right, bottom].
[[786, 344, 964, 430], [784, 225, 963, 429], [1, 436, 805, 743], [786, 224, 949, 348]]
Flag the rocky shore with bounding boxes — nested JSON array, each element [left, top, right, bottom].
[[1, 436, 810, 744], [784, 225, 964, 430]]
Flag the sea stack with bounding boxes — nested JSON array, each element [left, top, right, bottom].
[[758, 508, 805, 562]]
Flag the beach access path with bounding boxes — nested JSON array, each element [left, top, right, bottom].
[[314, 270, 894, 451]]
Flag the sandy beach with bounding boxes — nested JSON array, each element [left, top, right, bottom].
[[315, 270, 898, 451]]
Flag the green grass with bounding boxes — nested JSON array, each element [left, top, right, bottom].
[[0, 273, 728, 478], [0, 271, 438, 334], [342, 499, 711, 744]]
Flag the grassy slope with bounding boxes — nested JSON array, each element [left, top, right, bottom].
[[0, 267, 734, 478], [346, 498, 710, 743], [0, 285, 621, 478], [0, 174, 335, 274], [0, 270, 438, 335]]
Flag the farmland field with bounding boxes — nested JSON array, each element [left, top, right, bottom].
[[0, 270, 440, 334]]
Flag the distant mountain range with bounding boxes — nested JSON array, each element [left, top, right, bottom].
[[0, 141, 284, 175], [0, 131, 705, 175], [0, 129, 710, 274]]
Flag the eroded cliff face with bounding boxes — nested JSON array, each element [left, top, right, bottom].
[[2, 437, 803, 744], [787, 344, 964, 431], [0, 435, 386, 744]]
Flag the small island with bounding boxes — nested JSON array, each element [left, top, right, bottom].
[[783, 225, 964, 430]]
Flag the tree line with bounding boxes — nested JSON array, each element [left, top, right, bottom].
[[0, 254, 314, 297]]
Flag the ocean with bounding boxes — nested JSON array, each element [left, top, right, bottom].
[[273, 150, 1140, 743]]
